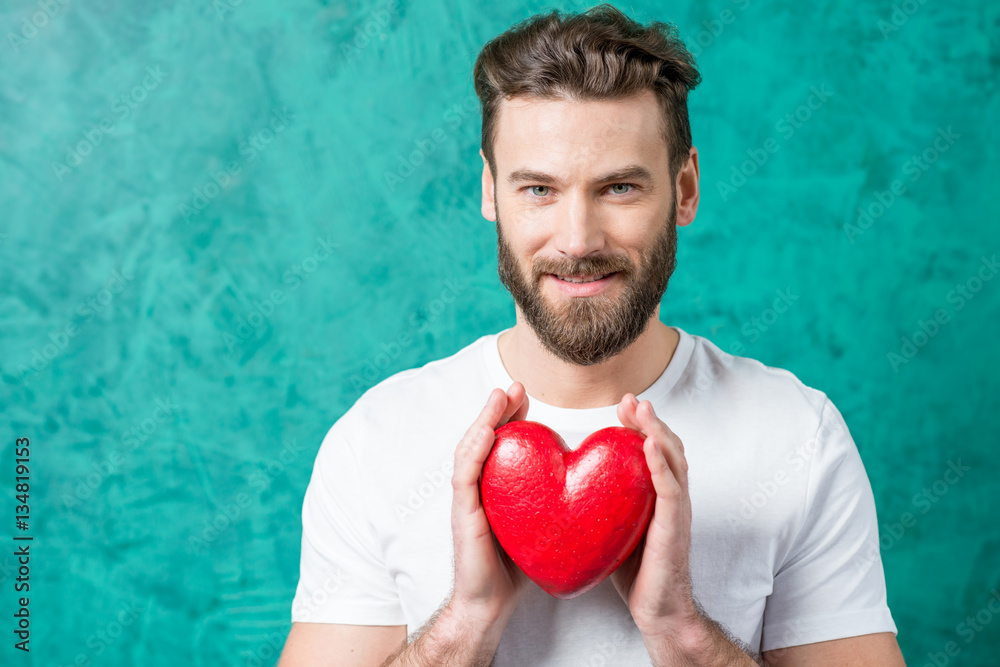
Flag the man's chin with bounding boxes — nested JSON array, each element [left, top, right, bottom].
[[531, 304, 624, 341]]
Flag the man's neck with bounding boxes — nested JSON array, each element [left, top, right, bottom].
[[496, 313, 679, 409]]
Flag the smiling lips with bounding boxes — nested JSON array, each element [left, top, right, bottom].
[[554, 273, 614, 283], [546, 272, 618, 296]]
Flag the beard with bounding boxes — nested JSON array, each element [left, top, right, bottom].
[[496, 194, 678, 367]]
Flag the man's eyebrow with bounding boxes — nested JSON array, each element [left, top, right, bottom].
[[505, 164, 655, 187]]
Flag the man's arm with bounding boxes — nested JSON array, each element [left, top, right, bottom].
[[643, 615, 905, 666], [639, 604, 762, 666], [279, 623, 405, 667], [277, 599, 511, 667], [378, 599, 512, 666], [761, 631, 905, 666]]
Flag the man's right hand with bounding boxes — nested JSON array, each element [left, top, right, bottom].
[[448, 382, 530, 629]]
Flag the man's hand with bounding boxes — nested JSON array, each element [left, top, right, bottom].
[[449, 382, 530, 629], [610, 393, 702, 645], [607, 394, 773, 666], [379, 387, 532, 667]]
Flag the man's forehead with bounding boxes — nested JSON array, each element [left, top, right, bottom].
[[492, 91, 668, 179]]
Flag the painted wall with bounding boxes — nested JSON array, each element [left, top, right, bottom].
[[1, 0, 998, 664]]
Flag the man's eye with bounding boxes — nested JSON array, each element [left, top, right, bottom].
[[526, 184, 635, 197]]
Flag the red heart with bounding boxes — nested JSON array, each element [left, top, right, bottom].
[[480, 420, 655, 599]]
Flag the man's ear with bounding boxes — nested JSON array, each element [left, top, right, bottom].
[[481, 148, 497, 222], [675, 146, 699, 227]]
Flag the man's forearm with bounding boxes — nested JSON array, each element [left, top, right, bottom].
[[382, 602, 506, 667], [645, 612, 765, 667]]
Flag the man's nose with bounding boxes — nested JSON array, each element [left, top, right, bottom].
[[552, 193, 606, 259]]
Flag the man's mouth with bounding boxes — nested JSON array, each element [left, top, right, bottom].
[[552, 272, 616, 284]]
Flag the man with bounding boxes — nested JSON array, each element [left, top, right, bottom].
[[279, 4, 905, 666]]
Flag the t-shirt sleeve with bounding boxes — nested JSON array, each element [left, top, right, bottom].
[[290, 413, 406, 625], [760, 397, 898, 651]]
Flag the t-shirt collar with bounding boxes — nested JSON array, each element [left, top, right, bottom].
[[480, 325, 695, 437]]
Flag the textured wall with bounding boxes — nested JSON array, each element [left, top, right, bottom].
[[1, 0, 998, 664]]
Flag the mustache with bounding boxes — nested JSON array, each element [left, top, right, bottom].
[[532, 255, 633, 279]]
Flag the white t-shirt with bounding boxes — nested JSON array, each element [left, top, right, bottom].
[[290, 326, 898, 662]]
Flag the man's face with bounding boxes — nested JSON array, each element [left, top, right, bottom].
[[483, 91, 683, 366]]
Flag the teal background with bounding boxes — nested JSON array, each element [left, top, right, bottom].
[[1, 0, 998, 664]]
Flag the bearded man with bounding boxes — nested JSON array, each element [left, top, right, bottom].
[[279, 5, 903, 666]]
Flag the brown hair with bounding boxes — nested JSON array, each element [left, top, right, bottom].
[[473, 3, 701, 182]]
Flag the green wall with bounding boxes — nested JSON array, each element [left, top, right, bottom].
[[1, 0, 998, 665]]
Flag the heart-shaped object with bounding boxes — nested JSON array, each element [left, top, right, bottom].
[[480, 420, 655, 599]]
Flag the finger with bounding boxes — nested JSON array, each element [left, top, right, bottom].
[[462, 388, 506, 444], [617, 393, 641, 431], [503, 381, 530, 424], [452, 421, 498, 516], [634, 400, 680, 446], [644, 435, 684, 501], [509, 392, 530, 423], [453, 390, 505, 495], [636, 401, 688, 489], [497, 382, 525, 426]]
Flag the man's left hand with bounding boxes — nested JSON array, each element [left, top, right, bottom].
[[610, 393, 704, 649]]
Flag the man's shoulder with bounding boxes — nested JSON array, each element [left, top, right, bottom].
[[345, 331, 495, 421], [317, 332, 496, 467], [682, 330, 831, 420]]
